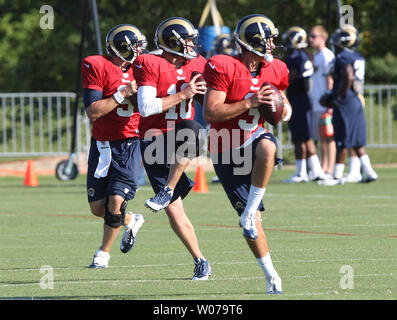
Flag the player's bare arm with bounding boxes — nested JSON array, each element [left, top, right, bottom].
[[280, 90, 292, 122], [327, 74, 334, 90], [86, 81, 137, 121]]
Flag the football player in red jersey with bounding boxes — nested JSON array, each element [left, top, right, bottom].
[[133, 17, 211, 280], [83, 24, 147, 268], [203, 14, 292, 294]]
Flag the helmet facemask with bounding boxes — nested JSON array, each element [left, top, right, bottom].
[[172, 28, 199, 59], [110, 37, 146, 63], [155, 18, 200, 60], [158, 28, 199, 60], [235, 20, 279, 62], [106, 25, 147, 64]]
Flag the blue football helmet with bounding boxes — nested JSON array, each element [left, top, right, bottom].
[[105, 24, 147, 63], [330, 24, 359, 50], [234, 14, 279, 62], [154, 17, 200, 59], [282, 26, 308, 49]]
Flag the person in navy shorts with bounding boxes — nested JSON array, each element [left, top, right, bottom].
[[133, 17, 211, 280], [318, 25, 378, 185], [204, 14, 293, 294], [282, 26, 327, 183], [83, 25, 147, 268]]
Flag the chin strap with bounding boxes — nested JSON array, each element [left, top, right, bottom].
[[264, 53, 273, 62]]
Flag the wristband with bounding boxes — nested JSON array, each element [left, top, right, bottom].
[[113, 90, 125, 104], [281, 103, 292, 122]]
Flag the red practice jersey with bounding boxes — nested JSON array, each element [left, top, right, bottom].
[[82, 55, 140, 141], [203, 54, 289, 152], [133, 53, 207, 139]]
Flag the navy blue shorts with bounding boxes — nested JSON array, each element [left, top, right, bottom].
[[211, 132, 279, 216], [287, 94, 313, 142], [140, 135, 194, 203], [333, 96, 367, 149], [86, 137, 141, 202]]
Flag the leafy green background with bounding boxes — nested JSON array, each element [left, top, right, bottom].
[[1, 0, 396, 93]]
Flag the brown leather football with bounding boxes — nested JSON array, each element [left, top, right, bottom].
[[258, 82, 284, 126], [191, 71, 205, 82], [191, 71, 205, 105]]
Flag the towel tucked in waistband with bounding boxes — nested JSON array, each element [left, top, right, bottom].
[[94, 140, 111, 178]]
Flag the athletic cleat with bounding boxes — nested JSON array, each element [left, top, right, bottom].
[[239, 211, 259, 241], [211, 176, 220, 183], [192, 258, 212, 280], [266, 275, 282, 294], [343, 173, 362, 183], [361, 171, 378, 183], [318, 178, 345, 186], [324, 173, 334, 180], [145, 186, 173, 212], [282, 174, 309, 184], [89, 250, 109, 269], [309, 171, 328, 182], [120, 213, 144, 254]]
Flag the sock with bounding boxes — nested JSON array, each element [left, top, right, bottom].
[[244, 186, 266, 214], [125, 213, 133, 227], [257, 253, 278, 281], [348, 156, 361, 177], [307, 154, 324, 177], [295, 159, 307, 176], [127, 213, 142, 236], [96, 249, 110, 259], [333, 163, 345, 179], [359, 154, 377, 177]]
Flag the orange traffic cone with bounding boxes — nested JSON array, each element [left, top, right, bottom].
[[193, 165, 208, 193], [24, 160, 39, 187]]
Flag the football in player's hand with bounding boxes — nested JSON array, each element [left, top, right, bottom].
[[258, 82, 284, 126], [191, 71, 205, 105], [191, 71, 205, 83]]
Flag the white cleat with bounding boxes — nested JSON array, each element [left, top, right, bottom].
[[282, 174, 309, 184], [318, 178, 345, 186], [343, 173, 362, 183], [309, 171, 328, 182], [120, 213, 144, 254], [361, 171, 378, 183], [266, 276, 282, 294], [324, 173, 334, 180]]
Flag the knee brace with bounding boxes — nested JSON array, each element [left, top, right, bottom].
[[104, 199, 127, 228], [175, 120, 206, 159]]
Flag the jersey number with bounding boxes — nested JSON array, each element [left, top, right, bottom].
[[116, 85, 135, 117], [354, 60, 365, 82], [238, 92, 260, 131], [164, 83, 193, 120]]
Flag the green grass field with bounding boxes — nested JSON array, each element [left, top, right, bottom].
[[0, 168, 396, 301]]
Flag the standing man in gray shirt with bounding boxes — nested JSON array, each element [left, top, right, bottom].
[[309, 25, 336, 178]]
